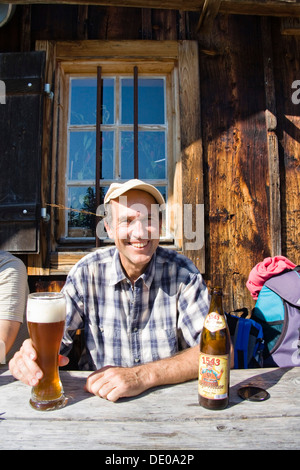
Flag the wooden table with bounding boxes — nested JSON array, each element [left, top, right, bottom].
[[0, 367, 299, 450]]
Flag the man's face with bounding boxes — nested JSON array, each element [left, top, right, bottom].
[[105, 189, 161, 281]]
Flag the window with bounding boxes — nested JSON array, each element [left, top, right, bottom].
[[66, 74, 168, 240], [35, 41, 205, 274]]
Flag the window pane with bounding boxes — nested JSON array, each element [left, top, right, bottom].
[[138, 79, 165, 124], [66, 74, 169, 240], [121, 78, 165, 125], [101, 131, 114, 179], [67, 186, 96, 237], [120, 131, 134, 179], [70, 78, 97, 125], [157, 186, 166, 203], [120, 131, 166, 179], [138, 131, 166, 179], [121, 78, 133, 124], [68, 131, 96, 181], [70, 78, 114, 125], [102, 78, 115, 125]]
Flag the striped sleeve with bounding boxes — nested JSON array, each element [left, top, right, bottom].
[[0, 254, 29, 323]]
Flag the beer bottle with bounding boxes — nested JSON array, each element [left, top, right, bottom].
[[198, 286, 230, 410]]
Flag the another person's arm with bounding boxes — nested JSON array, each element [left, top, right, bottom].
[[0, 320, 21, 355], [0, 254, 28, 358]]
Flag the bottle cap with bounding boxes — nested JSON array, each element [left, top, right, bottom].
[[238, 386, 270, 402]]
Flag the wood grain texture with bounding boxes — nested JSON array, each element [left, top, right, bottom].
[[179, 41, 205, 272], [200, 15, 272, 309], [0, 367, 299, 449], [6, 0, 300, 17], [271, 19, 300, 264]]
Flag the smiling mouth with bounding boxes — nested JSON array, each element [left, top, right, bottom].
[[129, 241, 149, 249]]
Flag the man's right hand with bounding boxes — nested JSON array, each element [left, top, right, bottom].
[[9, 339, 69, 386], [9, 339, 42, 386]]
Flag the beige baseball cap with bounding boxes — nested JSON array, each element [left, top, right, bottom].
[[104, 179, 165, 205]]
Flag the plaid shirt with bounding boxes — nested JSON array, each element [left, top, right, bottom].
[[61, 246, 209, 370]]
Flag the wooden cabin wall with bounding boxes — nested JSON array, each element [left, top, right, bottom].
[[0, 5, 299, 312], [272, 25, 300, 260], [198, 14, 271, 311], [199, 14, 300, 311]]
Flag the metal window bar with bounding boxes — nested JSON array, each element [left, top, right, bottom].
[[95, 66, 139, 246], [134, 66, 138, 178], [95, 66, 102, 247]]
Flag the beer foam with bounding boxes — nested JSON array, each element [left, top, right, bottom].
[[27, 295, 66, 323]]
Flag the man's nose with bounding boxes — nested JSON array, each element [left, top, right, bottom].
[[130, 219, 147, 238]]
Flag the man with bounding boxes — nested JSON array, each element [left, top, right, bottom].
[[9, 179, 209, 401], [0, 251, 29, 364]]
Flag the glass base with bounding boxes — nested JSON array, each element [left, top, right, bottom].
[[29, 394, 67, 412]]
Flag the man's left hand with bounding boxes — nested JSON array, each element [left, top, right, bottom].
[[84, 365, 149, 402]]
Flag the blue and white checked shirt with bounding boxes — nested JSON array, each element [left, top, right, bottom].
[[61, 246, 209, 370]]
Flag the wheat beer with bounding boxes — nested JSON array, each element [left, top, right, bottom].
[[198, 287, 230, 410], [27, 292, 66, 411]]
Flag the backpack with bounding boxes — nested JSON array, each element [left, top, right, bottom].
[[225, 311, 264, 369], [251, 266, 300, 367]]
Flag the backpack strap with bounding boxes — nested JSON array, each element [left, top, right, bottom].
[[226, 312, 264, 369]]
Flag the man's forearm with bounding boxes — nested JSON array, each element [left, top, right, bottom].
[[136, 345, 199, 390], [137, 341, 234, 391], [85, 345, 200, 402]]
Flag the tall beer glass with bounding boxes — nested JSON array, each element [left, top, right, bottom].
[[26, 292, 67, 411]]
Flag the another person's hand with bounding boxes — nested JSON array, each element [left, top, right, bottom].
[[9, 338, 69, 386], [85, 365, 149, 402]]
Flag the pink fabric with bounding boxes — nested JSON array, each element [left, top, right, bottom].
[[246, 256, 296, 300]]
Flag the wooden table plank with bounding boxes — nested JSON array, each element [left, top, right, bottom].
[[0, 367, 299, 450]]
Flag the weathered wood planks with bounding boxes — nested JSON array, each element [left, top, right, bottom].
[[0, 367, 299, 449]]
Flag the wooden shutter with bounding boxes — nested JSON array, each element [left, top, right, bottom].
[[0, 51, 45, 253]]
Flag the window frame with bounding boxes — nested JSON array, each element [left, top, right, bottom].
[[32, 40, 205, 274], [65, 72, 170, 242]]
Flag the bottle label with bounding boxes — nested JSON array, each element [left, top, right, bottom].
[[198, 353, 229, 400], [203, 312, 226, 332]]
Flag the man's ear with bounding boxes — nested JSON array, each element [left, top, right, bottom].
[[104, 220, 114, 239]]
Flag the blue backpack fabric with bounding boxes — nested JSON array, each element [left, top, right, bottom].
[[251, 266, 300, 367], [225, 311, 264, 369]]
